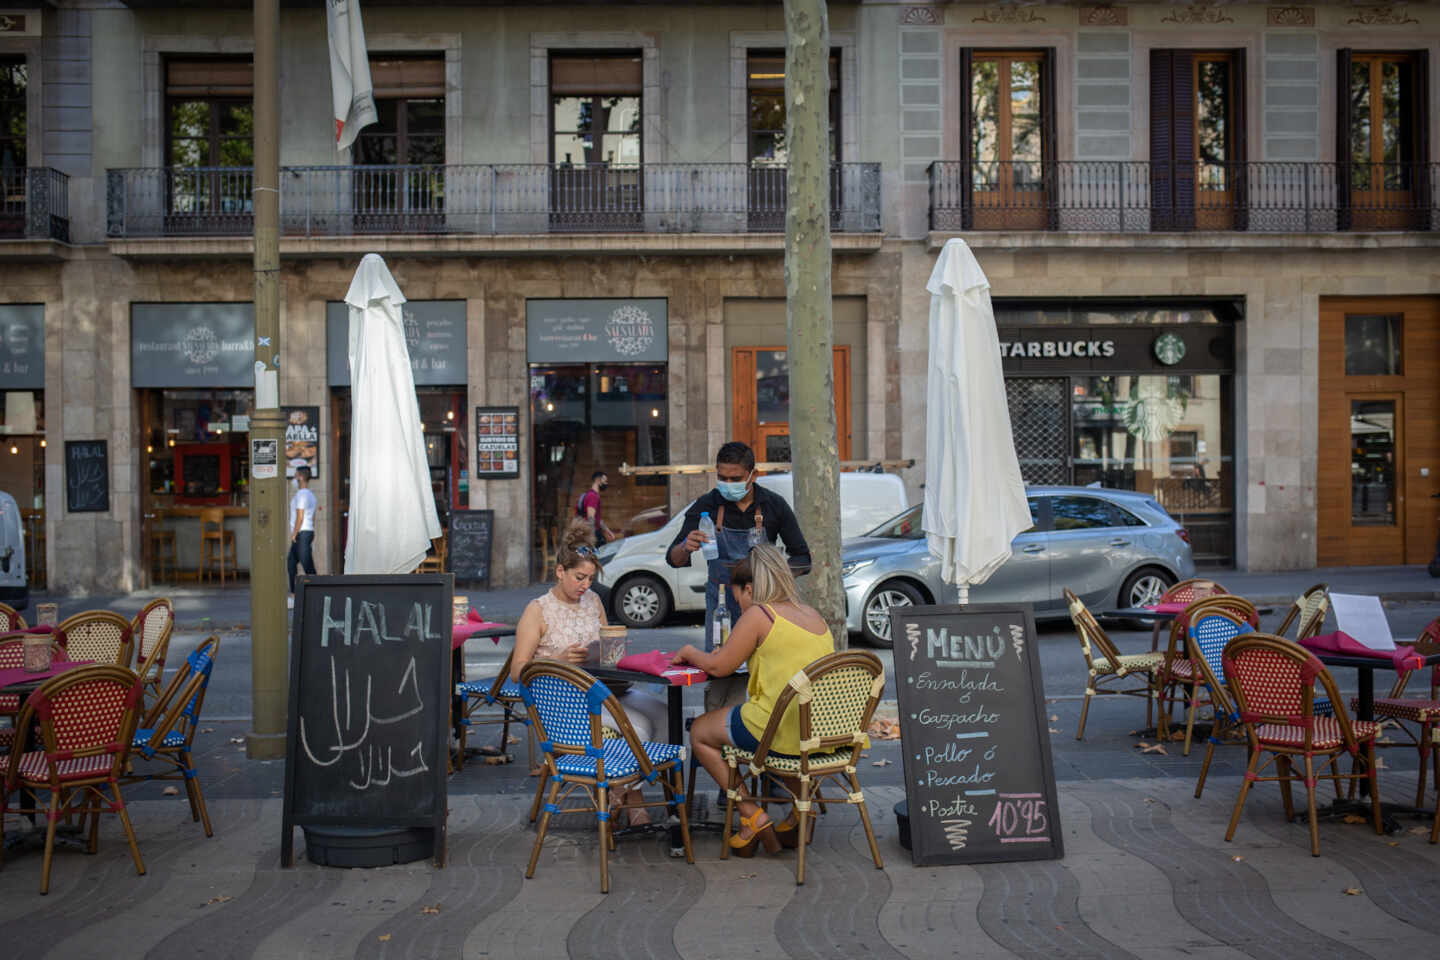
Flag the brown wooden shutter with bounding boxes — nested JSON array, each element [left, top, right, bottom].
[[1230, 48, 1249, 231], [957, 47, 974, 231], [732, 349, 757, 451], [1414, 50, 1431, 229], [1336, 48, 1353, 230], [166, 59, 253, 97], [1150, 49, 1196, 231], [550, 55, 643, 95], [1042, 47, 1058, 230], [369, 57, 444, 99]]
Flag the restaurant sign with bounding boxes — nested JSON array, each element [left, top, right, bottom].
[[131, 303, 256, 388], [527, 299, 668, 364], [997, 325, 1232, 373], [326, 301, 467, 386], [0, 304, 44, 390]]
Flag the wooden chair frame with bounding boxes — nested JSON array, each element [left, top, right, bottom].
[[0, 665, 147, 894], [1272, 583, 1330, 642], [1366, 617, 1440, 808], [719, 650, 886, 885], [56, 610, 135, 669], [455, 648, 533, 774], [1157, 595, 1258, 748], [1066, 589, 1164, 740], [518, 661, 693, 893], [0, 602, 26, 631], [121, 635, 219, 837], [130, 598, 174, 704], [1178, 612, 1254, 796], [1222, 634, 1381, 856]]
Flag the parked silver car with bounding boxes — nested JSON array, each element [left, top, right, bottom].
[[842, 486, 1197, 647]]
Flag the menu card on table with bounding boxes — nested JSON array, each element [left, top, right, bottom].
[[1330, 594, 1396, 651]]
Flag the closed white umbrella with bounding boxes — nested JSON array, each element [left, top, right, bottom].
[[326, 0, 378, 153], [343, 254, 441, 575], [922, 238, 1031, 603]]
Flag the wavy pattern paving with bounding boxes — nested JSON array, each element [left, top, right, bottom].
[[568, 833, 705, 960], [976, 858, 1137, 960], [1069, 782, 1372, 960]]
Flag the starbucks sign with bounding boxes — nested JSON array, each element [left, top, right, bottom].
[[1153, 332, 1187, 366]]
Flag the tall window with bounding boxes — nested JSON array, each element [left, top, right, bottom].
[[746, 50, 840, 165], [959, 49, 1055, 229], [355, 57, 445, 165], [165, 59, 253, 168], [1150, 50, 1247, 231], [549, 53, 643, 230], [1337, 50, 1430, 229], [0, 56, 25, 170]]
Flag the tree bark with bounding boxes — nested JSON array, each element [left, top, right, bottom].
[[783, 0, 845, 648]]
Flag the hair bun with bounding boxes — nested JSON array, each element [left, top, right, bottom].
[[561, 516, 594, 551]]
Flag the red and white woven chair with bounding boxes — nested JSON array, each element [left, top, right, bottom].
[[0, 665, 147, 893], [1364, 617, 1440, 811], [1222, 633, 1382, 856], [56, 611, 135, 669], [0, 602, 26, 631], [129, 599, 175, 704], [0, 634, 69, 753]]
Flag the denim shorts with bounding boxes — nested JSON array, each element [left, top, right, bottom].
[[727, 706, 798, 760]]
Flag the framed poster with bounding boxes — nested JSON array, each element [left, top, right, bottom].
[[283, 406, 320, 478], [475, 406, 519, 478]]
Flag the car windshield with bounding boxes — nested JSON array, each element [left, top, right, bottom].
[[865, 505, 924, 539]]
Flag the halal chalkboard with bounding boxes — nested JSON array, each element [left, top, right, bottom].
[[64, 440, 109, 513], [281, 574, 454, 867], [447, 510, 494, 586], [891, 603, 1063, 866]]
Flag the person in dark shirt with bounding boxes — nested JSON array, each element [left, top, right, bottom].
[[666, 441, 811, 657]]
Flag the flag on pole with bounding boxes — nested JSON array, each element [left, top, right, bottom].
[[325, 0, 378, 153]]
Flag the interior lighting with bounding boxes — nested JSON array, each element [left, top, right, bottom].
[[146, 444, 154, 454], [38, 438, 45, 448], [446, 410, 455, 421], [8, 444, 17, 455], [168, 438, 176, 447], [651, 408, 660, 418], [546, 402, 555, 412]]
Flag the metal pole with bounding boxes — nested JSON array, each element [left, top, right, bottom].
[[247, 0, 287, 760]]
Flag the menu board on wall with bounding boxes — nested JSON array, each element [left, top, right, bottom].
[[526, 299, 668, 364], [283, 406, 320, 478], [131, 304, 256, 388], [0, 305, 44, 390], [890, 603, 1063, 866], [326, 301, 467, 387], [474, 406, 519, 479]]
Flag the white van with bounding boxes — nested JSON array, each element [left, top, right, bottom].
[[596, 472, 908, 628], [0, 490, 28, 617]]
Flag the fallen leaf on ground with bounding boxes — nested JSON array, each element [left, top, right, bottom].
[[205, 895, 232, 905], [1143, 797, 1157, 804], [1231, 855, 1245, 862], [1388, 841, 1400, 847], [871, 758, 892, 767], [507, 736, 521, 745], [482, 755, 509, 766], [1169, 731, 1186, 742], [739, 873, 757, 880], [1048, 728, 1061, 734], [378, 934, 392, 942], [1343, 887, 1363, 896], [1136, 741, 1151, 749], [421, 904, 440, 915], [1049, 714, 1059, 722], [866, 718, 901, 741], [162, 786, 180, 796], [1343, 814, 1368, 824], [1409, 827, 1430, 836], [199, 728, 214, 734], [1138, 743, 1168, 755], [229, 737, 244, 744]]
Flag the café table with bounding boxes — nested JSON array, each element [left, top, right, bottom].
[[450, 621, 518, 760], [1104, 603, 1274, 651]]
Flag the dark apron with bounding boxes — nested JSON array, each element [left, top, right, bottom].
[[703, 504, 753, 653]]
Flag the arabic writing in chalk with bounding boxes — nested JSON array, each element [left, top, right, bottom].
[[298, 655, 430, 791]]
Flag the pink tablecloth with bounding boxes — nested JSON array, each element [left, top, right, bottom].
[[0, 659, 93, 692], [1146, 602, 1190, 615], [452, 620, 515, 650], [616, 650, 709, 686]]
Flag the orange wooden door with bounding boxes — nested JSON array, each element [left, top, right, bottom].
[[732, 346, 851, 462]]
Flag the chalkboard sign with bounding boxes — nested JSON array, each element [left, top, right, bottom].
[[64, 440, 109, 513], [891, 603, 1063, 866], [281, 574, 454, 867], [447, 510, 494, 586]]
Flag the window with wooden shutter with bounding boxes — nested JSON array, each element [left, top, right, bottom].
[[1340, 50, 1430, 230], [1151, 49, 1245, 231]]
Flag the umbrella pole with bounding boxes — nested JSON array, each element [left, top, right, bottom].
[[955, 584, 969, 606]]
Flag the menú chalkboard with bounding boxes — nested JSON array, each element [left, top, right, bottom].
[[890, 603, 1063, 866], [282, 574, 454, 868], [64, 440, 109, 513], [447, 510, 494, 586]]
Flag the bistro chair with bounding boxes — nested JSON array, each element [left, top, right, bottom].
[[1160, 578, 1229, 606], [1065, 589, 1165, 740], [1157, 595, 1258, 742], [455, 647, 531, 774], [1272, 583, 1330, 642], [1364, 617, 1440, 809], [720, 650, 887, 885], [130, 598, 174, 704], [123, 636, 219, 837], [0, 665, 147, 894], [1174, 613, 1254, 795], [518, 661, 692, 893], [199, 508, 238, 586], [0, 602, 26, 631], [0, 634, 68, 753], [1222, 633, 1382, 856], [56, 610, 135, 668]]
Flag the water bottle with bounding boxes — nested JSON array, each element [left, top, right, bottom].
[[698, 512, 719, 561], [714, 601, 731, 648], [748, 510, 764, 548]]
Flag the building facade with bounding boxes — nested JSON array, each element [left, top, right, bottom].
[[0, 0, 1436, 595]]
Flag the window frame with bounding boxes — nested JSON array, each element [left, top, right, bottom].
[[548, 51, 644, 168], [0, 54, 26, 170], [745, 48, 842, 166]]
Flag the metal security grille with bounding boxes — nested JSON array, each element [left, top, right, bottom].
[[1005, 377, 1069, 484]]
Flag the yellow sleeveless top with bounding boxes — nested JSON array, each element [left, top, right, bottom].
[[739, 605, 835, 755]]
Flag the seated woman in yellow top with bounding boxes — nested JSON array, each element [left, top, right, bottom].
[[671, 544, 834, 855]]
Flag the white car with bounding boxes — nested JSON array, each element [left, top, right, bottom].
[[597, 472, 910, 628]]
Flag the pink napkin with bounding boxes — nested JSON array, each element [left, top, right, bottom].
[[1300, 631, 1422, 671], [616, 650, 709, 686], [1146, 602, 1190, 615], [451, 618, 515, 649]]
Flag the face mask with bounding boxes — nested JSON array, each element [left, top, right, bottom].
[[717, 477, 749, 502], [599, 482, 609, 491]]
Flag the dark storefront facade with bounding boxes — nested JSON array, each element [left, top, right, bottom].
[[996, 299, 1238, 567]]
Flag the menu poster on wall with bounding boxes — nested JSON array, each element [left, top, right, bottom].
[[283, 406, 320, 478], [475, 406, 519, 478]]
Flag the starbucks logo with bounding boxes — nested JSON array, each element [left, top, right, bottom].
[[183, 326, 220, 365], [1153, 332, 1186, 366], [606, 304, 655, 358]]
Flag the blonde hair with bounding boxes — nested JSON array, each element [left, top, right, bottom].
[[730, 543, 799, 606], [556, 517, 601, 575]]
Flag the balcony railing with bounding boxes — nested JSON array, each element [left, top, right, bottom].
[[1, 167, 70, 242], [929, 161, 1439, 233], [106, 163, 882, 239]]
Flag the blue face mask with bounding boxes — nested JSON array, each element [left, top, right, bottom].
[[717, 477, 750, 502]]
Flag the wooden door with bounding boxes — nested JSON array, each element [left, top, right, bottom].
[[1318, 297, 1440, 565], [967, 52, 1050, 230], [732, 346, 851, 462], [1339, 51, 1429, 230]]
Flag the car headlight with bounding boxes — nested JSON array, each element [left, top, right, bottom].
[[841, 558, 873, 579]]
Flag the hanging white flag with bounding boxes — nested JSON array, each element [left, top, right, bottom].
[[325, 0, 378, 153]]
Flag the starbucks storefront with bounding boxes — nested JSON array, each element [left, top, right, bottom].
[[995, 300, 1238, 567]]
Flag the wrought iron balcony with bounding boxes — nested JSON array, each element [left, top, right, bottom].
[[929, 161, 1439, 233], [1, 167, 70, 242], [106, 163, 882, 239]]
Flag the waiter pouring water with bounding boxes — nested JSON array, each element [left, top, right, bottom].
[[667, 441, 812, 705]]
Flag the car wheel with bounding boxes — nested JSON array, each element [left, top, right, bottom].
[[1120, 567, 1175, 609], [861, 580, 925, 649], [613, 574, 671, 629]]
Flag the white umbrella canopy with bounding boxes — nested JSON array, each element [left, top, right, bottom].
[[343, 254, 442, 575], [921, 238, 1031, 603]]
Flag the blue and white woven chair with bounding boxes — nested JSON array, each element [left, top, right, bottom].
[[121, 635, 219, 836], [1185, 612, 1253, 797], [518, 661, 693, 893], [455, 649, 531, 773]]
